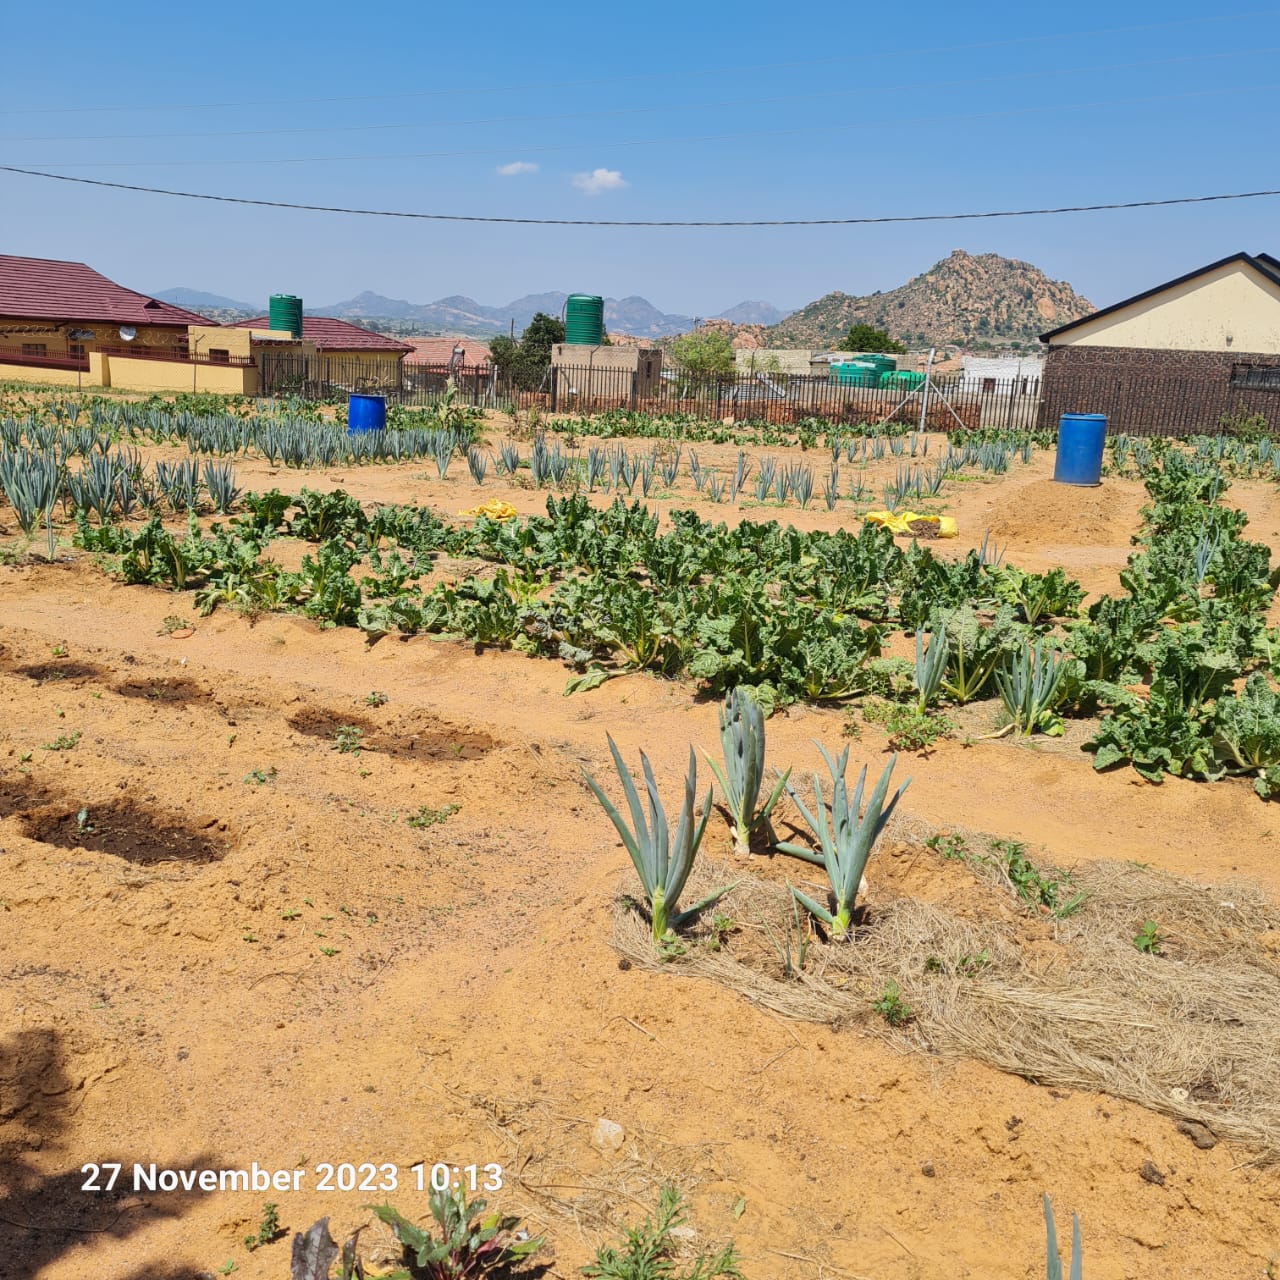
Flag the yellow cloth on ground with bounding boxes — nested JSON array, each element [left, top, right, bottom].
[[459, 500, 519, 521], [864, 510, 957, 538]]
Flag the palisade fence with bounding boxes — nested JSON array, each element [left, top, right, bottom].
[[258, 351, 1048, 430]]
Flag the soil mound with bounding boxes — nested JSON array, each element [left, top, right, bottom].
[[984, 478, 1142, 546]]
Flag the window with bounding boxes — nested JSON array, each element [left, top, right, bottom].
[[1230, 363, 1280, 391], [207, 348, 230, 365], [21, 343, 47, 357], [981, 377, 997, 392], [68, 343, 86, 361]]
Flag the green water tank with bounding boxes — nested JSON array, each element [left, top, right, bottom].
[[880, 370, 925, 390], [269, 294, 303, 338], [564, 294, 605, 345]]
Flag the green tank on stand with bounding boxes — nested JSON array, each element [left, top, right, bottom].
[[564, 294, 605, 345], [268, 294, 303, 339], [831, 353, 896, 387]]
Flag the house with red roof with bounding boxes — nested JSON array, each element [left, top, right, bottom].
[[231, 315, 414, 391], [401, 336, 492, 369], [0, 253, 211, 372]]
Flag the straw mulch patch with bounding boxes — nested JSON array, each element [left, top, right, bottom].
[[612, 848, 1280, 1162]]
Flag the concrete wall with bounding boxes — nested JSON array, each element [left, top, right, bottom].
[[0, 361, 86, 387], [102, 355, 257, 395], [187, 325, 253, 359], [961, 355, 1045, 388], [1051, 261, 1280, 354], [551, 344, 662, 399], [734, 349, 814, 375]]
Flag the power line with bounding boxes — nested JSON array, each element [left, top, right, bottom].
[[3, 164, 1277, 227], [0, 8, 1274, 117], [4, 46, 1272, 145]]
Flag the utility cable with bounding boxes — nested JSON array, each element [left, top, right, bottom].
[[3, 164, 1278, 227]]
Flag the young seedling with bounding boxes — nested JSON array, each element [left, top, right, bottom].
[[583, 736, 734, 945], [243, 1202, 281, 1252], [243, 767, 278, 785], [42, 731, 81, 752], [703, 687, 790, 856], [1044, 1194, 1082, 1280], [777, 746, 909, 940], [581, 1184, 741, 1280], [1133, 920, 1163, 955], [332, 725, 364, 755], [405, 804, 458, 829], [872, 982, 913, 1027], [364, 690, 388, 707]]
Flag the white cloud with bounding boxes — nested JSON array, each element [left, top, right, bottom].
[[571, 168, 627, 196], [496, 161, 538, 176]]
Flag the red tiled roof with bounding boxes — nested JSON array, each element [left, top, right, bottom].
[[0, 254, 212, 327], [232, 315, 413, 353], [402, 336, 493, 366]]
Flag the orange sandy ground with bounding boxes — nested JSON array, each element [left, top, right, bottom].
[[2, 436, 1279, 1280]]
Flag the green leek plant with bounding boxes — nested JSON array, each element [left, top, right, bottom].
[[584, 736, 734, 945], [1043, 1195, 1082, 1280], [777, 746, 909, 940], [995, 639, 1072, 737], [912, 627, 948, 712], [704, 687, 790, 856]]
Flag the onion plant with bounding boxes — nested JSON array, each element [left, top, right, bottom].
[[704, 687, 790, 856], [583, 736, 732, 944], [912, 627, 948, 712], [777, 746, 909, 939], [1043, 1195, 1082, 1280], [996, 638, 1072, 737]]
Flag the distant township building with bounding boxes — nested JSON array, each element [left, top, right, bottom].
[[1038, 252, 1280, 434], [401, 337, 493, 368]]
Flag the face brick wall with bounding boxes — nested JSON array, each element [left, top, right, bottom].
[[1037, 344, 1280, 436]]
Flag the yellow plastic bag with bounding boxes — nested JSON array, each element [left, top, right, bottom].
[[863, 510, 957, 539], [459, 499, 519, 521]]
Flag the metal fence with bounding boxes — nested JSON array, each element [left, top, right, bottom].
[[259, 353, 1047, 430]]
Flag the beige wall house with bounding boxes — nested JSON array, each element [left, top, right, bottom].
[[231, 315, 412, 392], [0, 254, 214, 386], [1038, 252, 1280, 435]]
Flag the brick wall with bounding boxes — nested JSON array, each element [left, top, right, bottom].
[[1037, 344, 1280, 436]]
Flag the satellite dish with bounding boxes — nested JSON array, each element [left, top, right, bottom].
[[118, 326, 137, 342]]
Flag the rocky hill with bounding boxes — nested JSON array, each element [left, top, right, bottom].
[[768, 250, 1094, 348]]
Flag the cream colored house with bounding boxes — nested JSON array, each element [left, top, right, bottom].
[[1038, 252, 1280, 434]]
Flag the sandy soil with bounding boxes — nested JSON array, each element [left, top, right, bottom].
[[2, 437, 1279, 1280]]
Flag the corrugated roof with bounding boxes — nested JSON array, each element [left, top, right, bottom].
[[0, 254, 212, 327], [232, 316, 413, 353], [402, 336, 492, 366]]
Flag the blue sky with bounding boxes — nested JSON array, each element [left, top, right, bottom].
[[2, 1, 1278, 317]]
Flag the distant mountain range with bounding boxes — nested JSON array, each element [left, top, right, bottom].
[[153, 287, 791, 338], [156, 255, 1094, 350], [154, 288, 258, 313], [767, 251, 1094, 348]]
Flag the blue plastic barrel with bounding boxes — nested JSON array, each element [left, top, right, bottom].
[[1053, 413, 1107, 485], [347, 393, 386, 433]]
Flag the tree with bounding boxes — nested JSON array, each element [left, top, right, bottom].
[[840, 323, 907, 354], [666, 327, 736, 378], [490, 312, 565, 389]]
